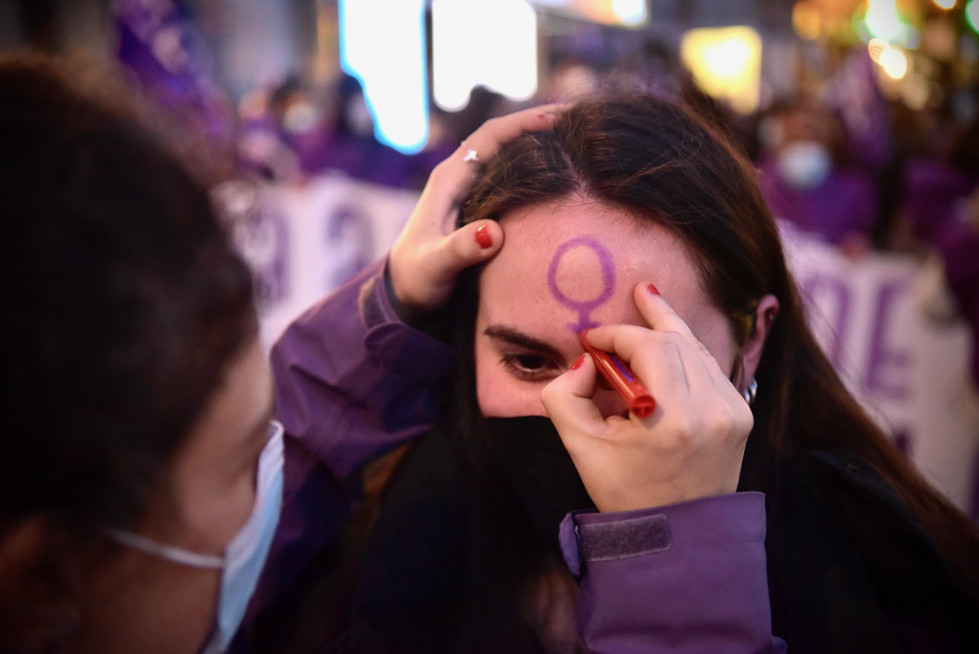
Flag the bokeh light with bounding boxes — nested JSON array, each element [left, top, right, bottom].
[[611, 0, 647, 26], [339, 0, 428, 153], [680, 26, 762, 115], [432, 0, 537, 112], [862, 0, 918, 46], [967, 0, 979, 33], [879, 45, 909, 79], [792, 2, 823, 41]]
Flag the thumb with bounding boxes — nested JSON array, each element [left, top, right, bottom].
[[397, 220, 505, 311], [433, 220, 504, 275], [540, 354, 605, 453]]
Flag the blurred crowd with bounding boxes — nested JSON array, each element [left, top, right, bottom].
[[11, 0, 979, 389], [208, 54, 979, 394], [140, 30, 979, 264], [102, 2, 978, 238]]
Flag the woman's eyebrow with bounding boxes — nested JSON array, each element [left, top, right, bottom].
[[484, 325, 562, 358]]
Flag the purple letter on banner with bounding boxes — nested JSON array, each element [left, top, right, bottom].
[[801, 273, 851, 369], [864, 278, 910, 400]]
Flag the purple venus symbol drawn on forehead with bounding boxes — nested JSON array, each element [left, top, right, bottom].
[[546, 236, 616, 333]]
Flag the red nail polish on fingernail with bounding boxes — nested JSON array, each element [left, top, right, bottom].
[[475, 224, 492, 249], [647, 283, 660, 295], [570, 354, 586, 370]]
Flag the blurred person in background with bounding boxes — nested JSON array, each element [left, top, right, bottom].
[[756, 96, 881, 257], [897, 100, 979, 248], [236, 77, 305, 183], [113, 0, 239, 186], [237, 72, 437, 190]]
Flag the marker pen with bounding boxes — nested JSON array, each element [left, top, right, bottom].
[[579, 330, 656, 418]]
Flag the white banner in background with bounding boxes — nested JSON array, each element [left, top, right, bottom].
[[782, 225, 979, 515], [221, 174, 419, 348], [227, 177, 979, 516]]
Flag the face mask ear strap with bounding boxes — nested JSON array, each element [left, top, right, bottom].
[[104, 527, 224, 569]]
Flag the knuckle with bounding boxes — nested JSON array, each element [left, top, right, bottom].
[[666, 413, 696, 443], [702, 403, 736, 436], [712, 400, 753, 442]]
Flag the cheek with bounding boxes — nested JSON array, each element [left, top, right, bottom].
[[474, 348, 549, 418]]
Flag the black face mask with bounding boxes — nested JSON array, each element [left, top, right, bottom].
[[484, 416, 595, 546], [349, 416, 594, 652]]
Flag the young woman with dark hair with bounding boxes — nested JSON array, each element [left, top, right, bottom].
[[267, 93, 979, 653]]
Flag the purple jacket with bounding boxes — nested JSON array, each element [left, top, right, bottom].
[[248, 258, 784, 653], [757, 157, 879, 246]]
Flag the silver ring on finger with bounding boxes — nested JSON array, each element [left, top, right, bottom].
[[461, 141, 480, 163]]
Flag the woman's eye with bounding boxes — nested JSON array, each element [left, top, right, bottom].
[[500, 353, 560, 382]]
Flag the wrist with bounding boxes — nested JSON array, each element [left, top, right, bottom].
[[384, 263, 429, 326]]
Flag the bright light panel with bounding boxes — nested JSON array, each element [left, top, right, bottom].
[[529, 0, 646, 26], [968, 0, 979, 32], [339, 0, 428, 153], [611, 0, 647, 26], [863, 0, 917, 46], [432, 0, 538, 112], [680, 26, 762, 115]]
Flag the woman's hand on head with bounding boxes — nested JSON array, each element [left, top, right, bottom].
[[540, 283, 753, 513], [387, 105, 565, 317]]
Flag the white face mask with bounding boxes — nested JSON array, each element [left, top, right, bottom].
[[107, 421, 285, 653], [776, 141, 832, 189]]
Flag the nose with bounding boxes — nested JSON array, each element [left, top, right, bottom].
[[591, 386, 630, 419]]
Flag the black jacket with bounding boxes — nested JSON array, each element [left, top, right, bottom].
[[757, 447, 979, 653]]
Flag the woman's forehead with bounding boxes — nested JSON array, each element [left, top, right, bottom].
[[479, 200, 712, 336], [491, 201, 698, 286]]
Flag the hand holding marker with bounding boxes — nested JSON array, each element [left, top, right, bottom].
[[579, 329, 656, 418]]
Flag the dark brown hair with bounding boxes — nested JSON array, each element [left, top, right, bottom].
[[0, 53, 255, 649]]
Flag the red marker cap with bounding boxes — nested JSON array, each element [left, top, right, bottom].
[[579, 330, 656, 418]]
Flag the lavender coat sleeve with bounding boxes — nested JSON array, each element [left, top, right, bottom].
[[560, 492, 785, 653], [271, 257, 455, 483], [252, 258, 455, 615]]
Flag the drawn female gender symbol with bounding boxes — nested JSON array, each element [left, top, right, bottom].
[[546, 236, 616, 332]]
